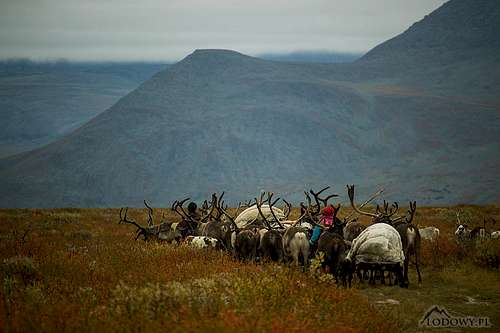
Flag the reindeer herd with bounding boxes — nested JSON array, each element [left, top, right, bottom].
[[118, 186, 498, 289]]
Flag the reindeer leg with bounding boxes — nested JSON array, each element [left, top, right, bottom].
[[302, 247, 309, 272], [397, 265, 408, 288], [415, 248, 422, 285], [356, 267, 363, 283], [403, 256, 410, 285]]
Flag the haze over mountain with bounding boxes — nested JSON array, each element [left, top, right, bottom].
[[0, 60, 167, 157], [0, 0, 499, 207], [258, 51, 361, 64]]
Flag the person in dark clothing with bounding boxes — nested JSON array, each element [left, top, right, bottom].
[[178, 202, 201, 239]]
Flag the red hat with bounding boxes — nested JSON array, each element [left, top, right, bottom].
[[322, 206, 335, 216]]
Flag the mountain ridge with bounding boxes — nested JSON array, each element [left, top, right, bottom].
[[1, 0, 499, 207]]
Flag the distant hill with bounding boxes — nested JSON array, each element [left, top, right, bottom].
[[0, 60, 167, 157], [0, 0, 498, 207]]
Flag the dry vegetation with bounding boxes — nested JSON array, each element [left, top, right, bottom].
[[1, 205, 499, 333]]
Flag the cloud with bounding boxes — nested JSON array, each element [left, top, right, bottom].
[[0, 0, 447, 61]]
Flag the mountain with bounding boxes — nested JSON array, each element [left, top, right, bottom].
[[0, 60, 167, 157], [356, 0, 500, 99], [359, 0, 500, 67], [0, 0, 499, 207]]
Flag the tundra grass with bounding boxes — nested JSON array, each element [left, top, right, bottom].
[[0, 206, 499, 332]]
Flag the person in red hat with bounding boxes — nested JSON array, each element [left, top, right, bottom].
[[320, 206, 335, 226], [310, 205, 336, 247]]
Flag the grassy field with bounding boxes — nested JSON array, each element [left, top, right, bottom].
[[0, 206, 499, 332]]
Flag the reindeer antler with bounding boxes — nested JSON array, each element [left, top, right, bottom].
[[172, 198, 191, 219], [217, 202, 239, 232], [144, 200, 154, 227], [119, 207, 147, 240], [405, 201, 417, 224], [267, 193, 284, 229], [282, 199, 292, 220], [347, 185, 378, 218], [255, 197, 272, 230], [310, 187, 338, 208], [344, 187, 384, 222]]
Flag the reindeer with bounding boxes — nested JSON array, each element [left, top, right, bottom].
[[345, 223, 406, 287], [281, 187, 337, 269], [254, 193, 285, 262], [185, 236, 221, 249], [282, 225, 310, 270], [171, 198, 202, 239], [343, 220, 366, 244], [301, 198, 350, 286], [456, 212, 496, 243], [472, 216, 495, 241], [393, 202, 421, 285], [119, 201, 176, 242], [317, 231, 348, 286], [198, 193, 228, 240], [218, 201, 260, 261], [234, 193, 286, 229], [419, 226, 440, 242], [342, 188, 384, 244], [300, 187, 343, 255], [347, 185, 421, 286], [171, 195, 227, 240]]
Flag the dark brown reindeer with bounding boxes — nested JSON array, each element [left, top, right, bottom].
[[255, 193, 285, 262], [315, 205, 350, 286], [347, 185, 421, 286], [300, 188, 350, 285], [393, 201, 421, 285], [218, 201, 259, 261]]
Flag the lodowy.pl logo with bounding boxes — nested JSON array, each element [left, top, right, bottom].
[[419, 305, 491, 328]]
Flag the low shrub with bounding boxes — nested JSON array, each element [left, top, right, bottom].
[[420, 236, 461, 269], [471, 239, 500, 269], [1, 256, 41, 285], [67, 230, 93, 241]]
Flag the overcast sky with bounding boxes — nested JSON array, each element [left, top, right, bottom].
[[0, 0, 447, 62]]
